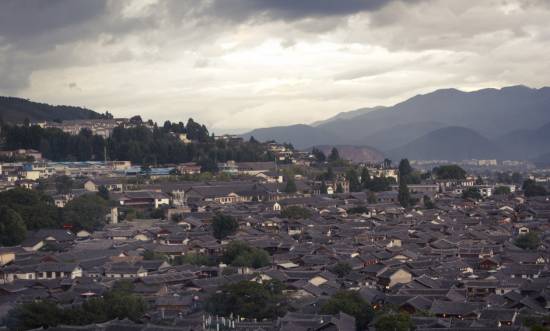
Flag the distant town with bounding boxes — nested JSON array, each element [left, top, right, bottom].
[[0, 114, 548, 331]]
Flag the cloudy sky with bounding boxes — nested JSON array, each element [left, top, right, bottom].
[[1, 0, 550, 133]]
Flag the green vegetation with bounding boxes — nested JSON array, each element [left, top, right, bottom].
[[55, 175, 73, 194], [328, 147, 341, 163], [330, 262, 352, 278], [1, 119, 275, 169], [5, 280, 146, 330], [0, 206, 27, 246], [522, 179, 548, 197], [63, 194, 109, 231], [493, 186, 511, 195], [375, 312, 413, 331], [284, 177, 297, 193], [514, 232, 541, 250], [366, 176, 395, 192], [462, 187, 482, 200], [0, 188, 59, 230], [320, 290, 374, 330], [280, 206, 312, 219], [222, 241, 270, 268], [212, 213, 239, 240], [398, 179, 411, 208], [346, 168, 362, 192], [205, 280, 287, 320], [433, 165, 467, 180], [311, 147, 326, 162], [423, 195, 435, 209]]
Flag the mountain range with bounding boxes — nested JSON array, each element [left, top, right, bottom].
[[242, 85, 550, 162], [0, 96, 105, 123]]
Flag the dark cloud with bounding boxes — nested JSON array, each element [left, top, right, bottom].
[[209, 0, 394, 21], [0, 0, 108, 44]]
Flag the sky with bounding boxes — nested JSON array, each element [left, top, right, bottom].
[[1, 0, 550, 134]]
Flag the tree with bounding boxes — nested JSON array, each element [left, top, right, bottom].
[[205, 280, 287, 320], [475, 176, 484, 185], [222, 241, 270, 269], [423, 195, 435, 209], [320, 291, 374, 330], [522, 179, 548, 197], [398, 159, 413, 184], [324, 166, 335, 180], [55, 175, 73, 194], [367, 191, 377, 204], [462, 187, 482, 200], [328, 147, 341, 163], [5, 284, 146, 330], [514, 232, 541, 250], [0, 206, 27, 246], [375, 312, 413, 331], [0, 188, 59, 230], [493, 186, 511, 195], [433, 165, 466, 180], [63, 194, 109, 231], [331, 262, 352, 278], [312, 148, 326, 162], [368, 176, 395, 192], [347, 168, 362, 192], [281, 206, 312, 219], [212, 213, 239, 240], [361, 167, 371, 189], [284, 178, 297, 193], [336, 183, 344, 193], [398, 179, 411, 208], [97, 185, 110, 200]]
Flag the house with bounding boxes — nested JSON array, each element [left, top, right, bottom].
[[105, 263, 148, 278], [112, 191, 170, 209], [36, 263, 83, 280], [0, 249, 15, 266], [429, 300, 481, 319], [377, 268, 412, 289], [84, 177, 125, 192]]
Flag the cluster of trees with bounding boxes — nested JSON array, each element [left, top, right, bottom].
[[360, 167, 396, 192], [280, 206, 312, 219], [222, 241, 271, 269], [433, 165, 467, 180], [1, 119, 275, 170], [462, 187, 482, 200], [320, 291, 374, 330], [205, 280, 288, 320], [0, 188, 109, 246], [5, 280, 146, 330], [211, 213, 239, 240], [204, 282, 422, 331], [514, 232, 541, 250], [522, 179, 548, 197], [311, 147, 343, 164]]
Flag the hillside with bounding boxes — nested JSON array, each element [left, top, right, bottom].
[[388, 126, 501, 161], [312, 145, 384, 163], [242, 85, 550, 160], [242, 124, 342, 149], [497, 121, 550, 159], [0, 96, 107, 123]]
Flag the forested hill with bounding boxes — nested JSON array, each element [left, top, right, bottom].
[[0, 119, 274, 171], [0, 96, 111, 123]]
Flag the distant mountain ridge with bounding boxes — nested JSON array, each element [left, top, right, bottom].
[[241, 85, 550, 161], [0, 96, 106, 123]]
